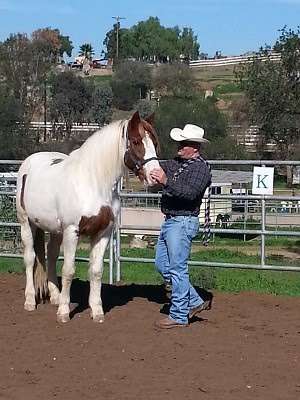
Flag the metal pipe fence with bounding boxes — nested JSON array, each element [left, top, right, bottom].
[[115, 160, 300, 281], [0, 160, 300, 284]]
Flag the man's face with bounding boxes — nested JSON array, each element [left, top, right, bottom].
[[177, 141, 200, 159]]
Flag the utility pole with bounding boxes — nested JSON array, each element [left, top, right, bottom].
[[43, 80, 47, 142], [112, 16, 126, 62]]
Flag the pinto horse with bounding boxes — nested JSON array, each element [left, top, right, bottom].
[[16, 112, 160, 323]]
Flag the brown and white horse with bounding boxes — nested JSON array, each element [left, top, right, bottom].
[[16, 112, 159, 323]]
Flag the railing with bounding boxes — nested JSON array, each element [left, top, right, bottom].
[[189, 53, 281, 68], [114, 160, 300, 280], [1, 160, 300, 285]]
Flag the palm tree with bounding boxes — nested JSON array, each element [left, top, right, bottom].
[[79, 43, 94, 60]]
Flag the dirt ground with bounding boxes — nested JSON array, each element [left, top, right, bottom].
[[1, 274, 300, 400]]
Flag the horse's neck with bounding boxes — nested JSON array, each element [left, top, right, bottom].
[[71, 123, 125, 195]]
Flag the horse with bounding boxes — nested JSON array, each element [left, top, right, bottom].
[[16, 111, 160, 323], [216, 213, 230, 229]]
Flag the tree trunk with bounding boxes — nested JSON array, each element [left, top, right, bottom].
[[66, 121, 72, 139], [286, 165, 293, 188]]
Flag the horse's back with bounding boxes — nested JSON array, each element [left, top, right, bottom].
[[18, 152, 67, 176], [17, 152, 67, 201], [16, 152, 68, 229]]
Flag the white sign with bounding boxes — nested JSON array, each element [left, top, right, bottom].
[[252, 167, 274, 195]]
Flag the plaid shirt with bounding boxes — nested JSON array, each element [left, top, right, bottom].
[[160, 156, 211, 217]]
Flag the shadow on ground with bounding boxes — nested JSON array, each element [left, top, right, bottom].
[[68, 279, 213, 319]]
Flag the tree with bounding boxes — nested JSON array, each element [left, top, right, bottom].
[[89, 84, 113, 125], [31, 28, 73, 61], [155, 95, 228, 159], [180, 27, 200, 61], [57, 32, 73, 58], [102, 17, 200, 63], [111, 61, 152, 110], [103, 24, 132, 61], [0, 84, 32, 159], [0, 34, 32, 113], [49, 71, 93, 137], [0, 29, 68, 125], [79, 43, 94, 60], [134, 99, 157, 119], [32, 28, 61, 60], [152, 63, 195, 97], [236, 27, 300, 185]]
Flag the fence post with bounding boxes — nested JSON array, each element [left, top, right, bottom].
[[109, 229, 114, 284], [244, 199, 248, 242], [116, 179, 122, 282], [261, 196, 266, 267]]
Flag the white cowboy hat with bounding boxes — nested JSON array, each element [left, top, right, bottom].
[[170, 124, 209, 143]]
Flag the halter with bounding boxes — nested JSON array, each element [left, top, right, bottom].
[[123, 124, 158, 174]]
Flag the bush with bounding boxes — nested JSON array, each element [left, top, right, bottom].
[[89, 84, 113, 125], [134, 99, 157, 118], [155, 95, 227, 158], [111, 61, 152, 111]]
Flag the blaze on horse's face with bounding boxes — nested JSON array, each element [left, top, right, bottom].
[[124, 111, 160, 186]]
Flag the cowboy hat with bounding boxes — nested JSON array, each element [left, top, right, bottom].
[[170, 124, 209, 143]]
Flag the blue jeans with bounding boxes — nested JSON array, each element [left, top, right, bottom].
[[155, 215, 204, 324]]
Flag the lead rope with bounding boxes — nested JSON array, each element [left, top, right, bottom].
[[172, 158, 197, 182], [172, 156, 212, 246], [198, 156, 212, 246]]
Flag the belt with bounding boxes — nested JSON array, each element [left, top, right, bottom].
[[165, 214, 193, 219], [165, 214, 175, 220]]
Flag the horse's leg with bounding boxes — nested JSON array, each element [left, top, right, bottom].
[[47, 233, 62, 305], [89, 227, 112, 323], [21, 220, 37, 311], [57, 226, 78, 323]]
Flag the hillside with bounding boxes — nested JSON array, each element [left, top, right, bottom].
[[86, 63, 245, 118]]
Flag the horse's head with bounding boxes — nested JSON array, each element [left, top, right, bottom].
[[124, 111, 160, 186]]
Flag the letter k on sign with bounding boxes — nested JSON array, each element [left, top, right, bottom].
[[252, 167, 274, 195], [257, 174, 268, 189]]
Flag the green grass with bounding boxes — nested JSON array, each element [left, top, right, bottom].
[[214, 268, 300, 296], [214, 82, 242, 96], [86, 75, 112, 86], [192, 65, 236, 81], [0, 257, 24, 273], [1, 245, 299, 297]]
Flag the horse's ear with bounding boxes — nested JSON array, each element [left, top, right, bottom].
[[145, 113, 155, 126], [128, 111, 141, 139], [129, 111, 141, 127]]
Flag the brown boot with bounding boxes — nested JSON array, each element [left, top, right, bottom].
[[188, 300, 211, 320], [155, 316, 188, 329]]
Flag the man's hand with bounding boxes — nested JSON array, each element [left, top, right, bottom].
[[150, 167, 167, 185]]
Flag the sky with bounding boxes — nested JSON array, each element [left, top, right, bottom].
[[0, 0, 299, 60]]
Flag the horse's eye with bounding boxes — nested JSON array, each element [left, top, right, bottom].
[[132, 138, 140, 146]]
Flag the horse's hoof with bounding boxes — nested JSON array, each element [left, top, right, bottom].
[[92, 313, 105, 323], [57, 313, 70, 323], [24, 303, 36, 311]]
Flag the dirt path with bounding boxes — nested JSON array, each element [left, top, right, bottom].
[[1, 274, 300, 400]]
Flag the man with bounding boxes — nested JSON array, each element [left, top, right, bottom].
[[150, 124, 212, 329]]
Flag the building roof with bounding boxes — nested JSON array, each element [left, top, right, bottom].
[[212, 170, 253, 186]]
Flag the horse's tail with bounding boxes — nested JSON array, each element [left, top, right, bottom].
[[33, 228, 48, 301]]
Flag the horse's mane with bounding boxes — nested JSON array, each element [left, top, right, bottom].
[[66, 119, 128, 190]]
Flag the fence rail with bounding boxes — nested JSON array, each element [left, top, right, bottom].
[[189, 53, 281, 68], [0, 160, 300, 284]]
